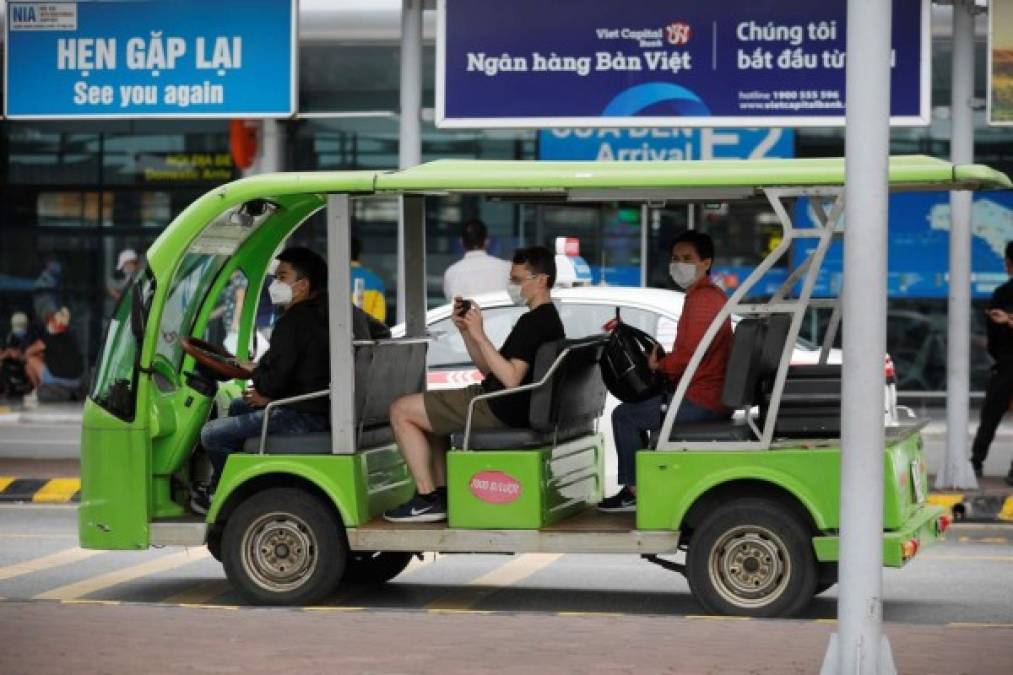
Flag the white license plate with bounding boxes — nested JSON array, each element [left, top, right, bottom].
[[911, 460, 926, 503]]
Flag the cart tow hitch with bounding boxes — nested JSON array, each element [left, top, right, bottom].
[[642, 554, 685, 575]]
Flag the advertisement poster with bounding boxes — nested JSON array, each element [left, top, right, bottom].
[[792, 192, 1013, 299], [989, 0, 1013, 125], [5, 0, 296, 118], [437, 0, 929, 128]]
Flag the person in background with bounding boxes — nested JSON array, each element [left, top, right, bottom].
[[350, 237, 387, 323], [970, 241, 1013, 486], [108, 249, 140, 303], [0, 312, 38, 398], [443, 218, 512, 303], [598, 231, 733, 513], [23, 307, 83, 405]]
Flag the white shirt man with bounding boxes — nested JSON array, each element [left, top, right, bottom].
[[442, 219, 511, 302]]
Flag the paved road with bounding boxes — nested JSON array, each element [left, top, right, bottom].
[[1, 505, 1010, 673], [1, 505, 1011, 622]]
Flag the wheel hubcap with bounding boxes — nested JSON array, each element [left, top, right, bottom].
[[241, 512, 318, 593], [708, 525, 790, 609]]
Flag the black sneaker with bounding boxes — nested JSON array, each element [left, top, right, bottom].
[[597, 486, 636, 513], [383, 491, 447, 523], [189, 484, 212, 515]]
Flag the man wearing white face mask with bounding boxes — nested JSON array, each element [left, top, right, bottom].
[[599, 231, 733, 513], [384, 246, 564, 522], [193, 247, 335, 514]]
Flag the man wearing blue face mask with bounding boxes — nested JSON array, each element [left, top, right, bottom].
[[384, 246, 564, 522]]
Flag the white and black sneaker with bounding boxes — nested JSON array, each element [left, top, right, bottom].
[[597, 486, 636, 513], [383, 491, 447, 523]]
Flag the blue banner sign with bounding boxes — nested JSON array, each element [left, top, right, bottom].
[[437, 0, 929, 128], [4, 0, 296, 118], [793, 192, 1013, 299], [538, 127, 793, 161]]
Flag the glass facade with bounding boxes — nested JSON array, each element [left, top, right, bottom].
[[2, 33, 1011, 395]]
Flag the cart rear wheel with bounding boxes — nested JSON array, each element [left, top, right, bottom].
[[686, 498, 817, 617], [222, 488, 346, 605]]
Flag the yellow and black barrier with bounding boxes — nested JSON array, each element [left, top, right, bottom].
[[928, 492, 1013, 523], [0, 476, 80, 503]]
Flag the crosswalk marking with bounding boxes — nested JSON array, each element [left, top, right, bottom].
[[424, 553, 562, 611], [0, 547, 102, 582], [162, 579, 231, 605], [35, 548, 211, 601]]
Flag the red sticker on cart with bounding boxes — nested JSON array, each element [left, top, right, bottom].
[[469, 471, 522, 504]]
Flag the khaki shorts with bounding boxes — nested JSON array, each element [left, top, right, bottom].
[[423, 384, 508, 437]]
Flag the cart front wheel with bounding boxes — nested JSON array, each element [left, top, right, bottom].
[[222, 487, 346, 605]]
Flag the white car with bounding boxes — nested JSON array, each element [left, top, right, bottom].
[[397, 286, 899, 490]]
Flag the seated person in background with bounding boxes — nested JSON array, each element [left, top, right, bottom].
[[192, 247, 332, 514], [23, 307, 83, 403], [1, 312, 38, 398], [384, 246, 564, 523], [598, 231, 733, 513]]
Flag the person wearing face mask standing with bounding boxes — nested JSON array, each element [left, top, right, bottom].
[[191, 247, 334, 514], [599, 231, 733, 513], [1, 312, 38, 398], [383, 246, 564, 522]]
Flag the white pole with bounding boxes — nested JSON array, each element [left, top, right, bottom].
[[397, 0, 423, 324], [822, 0, 896, 673], [640, 204, 649, 287], [936, 0, 979, 490]]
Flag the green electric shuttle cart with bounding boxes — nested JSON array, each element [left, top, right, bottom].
[[79, 156, 1010, 616]]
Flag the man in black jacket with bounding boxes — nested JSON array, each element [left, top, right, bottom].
[[971, 241, 1013, 485], [192, 247, 338, 514]]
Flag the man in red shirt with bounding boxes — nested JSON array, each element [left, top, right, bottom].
[[599, 231, 733, 512]]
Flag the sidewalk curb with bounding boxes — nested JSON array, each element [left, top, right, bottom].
[[927, 492, 1013, 523], [0, 476, 80, 503]]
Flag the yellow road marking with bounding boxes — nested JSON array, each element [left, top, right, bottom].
[[685, 615, 752, 621], [32, 478, 80, 503], [947, 622, 1013, 629], [1000, 497, 1013, 522], [557, 611, 624, 618], [424, 553, 562, 611], [61, 599, 121, 606], [162, 579, 230, 605], [0, 477, 14, 492], [0, 533, 77, 540], [35, 548, 211, 600], [922, 554, 1013, 562], [304, 606, 366, 612], [176, 603, 239, 610], [0, 547, 103, 581]]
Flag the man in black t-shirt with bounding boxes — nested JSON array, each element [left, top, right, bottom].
[[971, 241, 1013, 485], [384, 246, 564, 522]]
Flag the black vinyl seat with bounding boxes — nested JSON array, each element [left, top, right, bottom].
[[449, 336, 608, 451], [242, 339, 426, 454]]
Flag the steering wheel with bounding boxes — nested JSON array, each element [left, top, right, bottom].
[[179, 336, 253, 381]]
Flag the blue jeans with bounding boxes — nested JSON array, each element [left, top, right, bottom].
[[200, 398, 329, 488], [612, 395, 729, 486]]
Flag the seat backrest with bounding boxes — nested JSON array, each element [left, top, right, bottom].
[[720, 318, 765, 408], [529, 336, 608, 433], [354, 339, 427, 429]]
